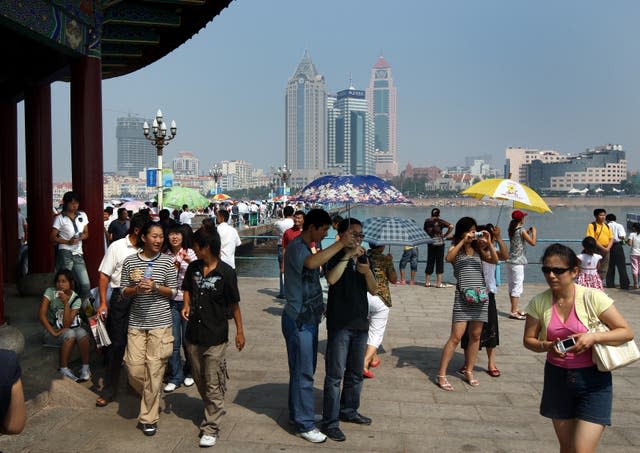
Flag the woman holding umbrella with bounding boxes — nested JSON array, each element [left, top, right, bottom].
[[507, 210, 537, 320]]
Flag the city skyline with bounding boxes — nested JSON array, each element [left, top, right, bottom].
[[12, 0, 640, 182]]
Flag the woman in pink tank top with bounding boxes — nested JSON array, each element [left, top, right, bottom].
[[523, 243, 634, 453]]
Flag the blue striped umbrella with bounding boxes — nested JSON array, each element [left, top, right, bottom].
[[362, 216, 433, 247]]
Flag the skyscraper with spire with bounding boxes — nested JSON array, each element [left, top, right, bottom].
[[366, 55, 398, 177], [285, 50, 327, 187]]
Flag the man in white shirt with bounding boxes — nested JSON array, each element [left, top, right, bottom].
[[95, 213, 146, 407], [605, 213, 630, 289], [179, 204, 196, 226], [274, 206, 295, 299], [215, 209, 242, 269]]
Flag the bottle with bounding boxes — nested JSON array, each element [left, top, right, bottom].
[[144, 262, 153, 280]]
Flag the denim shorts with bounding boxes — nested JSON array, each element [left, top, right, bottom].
[[540, 361, 612, 426]]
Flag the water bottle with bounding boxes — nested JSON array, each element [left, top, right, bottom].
[[144, 263, 153, 280]]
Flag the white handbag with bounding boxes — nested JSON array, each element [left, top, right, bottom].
[[583, 289, 640, 372]]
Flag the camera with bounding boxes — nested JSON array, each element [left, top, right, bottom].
[[556, 337, 576, 353], [473, 231, 484, 239], [357, 254, 368, 264]]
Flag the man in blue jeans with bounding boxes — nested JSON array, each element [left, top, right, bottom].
[[282, 209, 353, 443], [321, 218, 378, 442]]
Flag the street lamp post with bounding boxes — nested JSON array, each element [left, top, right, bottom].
[[143, 109, 177, 210], [209, 164, 223, 195], [276, 164, 292, 201]]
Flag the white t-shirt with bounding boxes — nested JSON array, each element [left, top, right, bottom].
[[275, 218, 294, 245], [53, 211, 89, 255], [217, 222, 242, 268], [577, 253, 602, 275], [179, 211, 196, 225], [98, 236, 139, 288], [628, 232, 640, 256]]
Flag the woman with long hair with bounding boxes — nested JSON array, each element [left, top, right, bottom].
[[121, 222, 178, 437], [524, 243, 633, 452], [162, 224, 197, 392], [507, 210, 536, 320], [436, 217, 499, 391]]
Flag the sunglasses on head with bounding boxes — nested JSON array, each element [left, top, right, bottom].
[[541, 266, 572, 275]]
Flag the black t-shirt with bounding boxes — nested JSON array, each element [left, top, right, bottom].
[[325, 251, 369, 331], [182, 259, 240, 347], [0, 349, 21, 423]]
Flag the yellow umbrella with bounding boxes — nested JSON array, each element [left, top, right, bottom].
[[461, 178, 552, 214]]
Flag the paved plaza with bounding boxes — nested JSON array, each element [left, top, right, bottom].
[[1, 278, 639, 452]]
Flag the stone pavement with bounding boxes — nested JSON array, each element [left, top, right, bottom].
[[1, 278, 639, 452]]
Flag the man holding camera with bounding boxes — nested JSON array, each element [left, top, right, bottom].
[[321, 218, 378, 442]]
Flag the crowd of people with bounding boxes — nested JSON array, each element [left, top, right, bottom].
[[2, 195, 636, 451]]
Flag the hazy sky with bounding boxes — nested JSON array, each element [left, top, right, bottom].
[[16, 0, 640, 181]]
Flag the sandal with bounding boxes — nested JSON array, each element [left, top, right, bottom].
[[95, 396, 111, 407], [463, 371, 480, 387], [509, 312, 526, 320], [436, 375, 454, 391], [486, 368, 501, 378]]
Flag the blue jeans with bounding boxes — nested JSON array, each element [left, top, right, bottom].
[[322, 328, 367, 429], [167, 300, 189, 385], [281, 311, 319, 433], [277, 245, 285, 296], [56, 249, 90, 299]]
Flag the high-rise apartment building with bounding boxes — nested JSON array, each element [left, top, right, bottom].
[[505, 147, 567, 184], [285, 51, 327, 187], [366, 55, 398, 177], [116, 115, 156, 177], [327, 86, 375, 176], [172, 151, 199, 176]]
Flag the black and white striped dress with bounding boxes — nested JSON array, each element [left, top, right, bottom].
[[120, 252, 178, 329], [452, 252, 488, 323]]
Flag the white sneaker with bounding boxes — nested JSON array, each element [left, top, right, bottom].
[[183, 377, 194, 387], [199, 434, 217, 447], [296, 428, 327, 443], [78, 368, 91, 382], [59, 367, 78, 381], [164, 383, 177, 393]]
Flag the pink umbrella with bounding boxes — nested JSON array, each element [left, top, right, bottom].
[[120, 200, 149, 212]]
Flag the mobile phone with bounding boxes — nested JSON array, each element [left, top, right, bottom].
[[357, 254, 368, 264], [557, 337, 576, 353]]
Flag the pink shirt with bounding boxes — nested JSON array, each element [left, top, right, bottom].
[[546, 303, 594, 369]]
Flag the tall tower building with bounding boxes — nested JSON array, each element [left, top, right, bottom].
[[366, 55, 398, 177], [285, 50, 327, 187], [116, 115, 156, 177], [327, 85, 375, 176]]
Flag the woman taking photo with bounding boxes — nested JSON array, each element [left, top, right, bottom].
[[524, 243, 633, 453], [436, 217, 499, 391], [121, 222, 178, 437], [507, 209, 536, 320]]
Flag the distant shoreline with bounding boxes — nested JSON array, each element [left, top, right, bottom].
[[408, 196, 640, 209]]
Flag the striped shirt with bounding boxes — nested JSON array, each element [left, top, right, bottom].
[[121, 252, 178, 329]]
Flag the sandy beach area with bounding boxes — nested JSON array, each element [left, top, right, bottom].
[[410, 195, 640, 209]]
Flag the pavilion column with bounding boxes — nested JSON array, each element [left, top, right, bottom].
[[0, 102, 18, 324], [0, 102, 18, 287], [70, 56, 104, 288], [24, 84, 54, 274]]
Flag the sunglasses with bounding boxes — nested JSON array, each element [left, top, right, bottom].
[[541, 266, 572, 275]]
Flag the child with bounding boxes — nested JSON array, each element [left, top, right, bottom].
[[576, 236, 603, 289], [627, 222, 640, 289]]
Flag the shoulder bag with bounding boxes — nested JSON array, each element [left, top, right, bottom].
[[583, 289, 640, 371]]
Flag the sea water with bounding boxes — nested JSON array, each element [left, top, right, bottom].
[[236, 204, 637, 285]]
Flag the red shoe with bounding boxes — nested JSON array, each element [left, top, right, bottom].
[[363, 369, 374, 379], [370, 358, 381, 368]]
